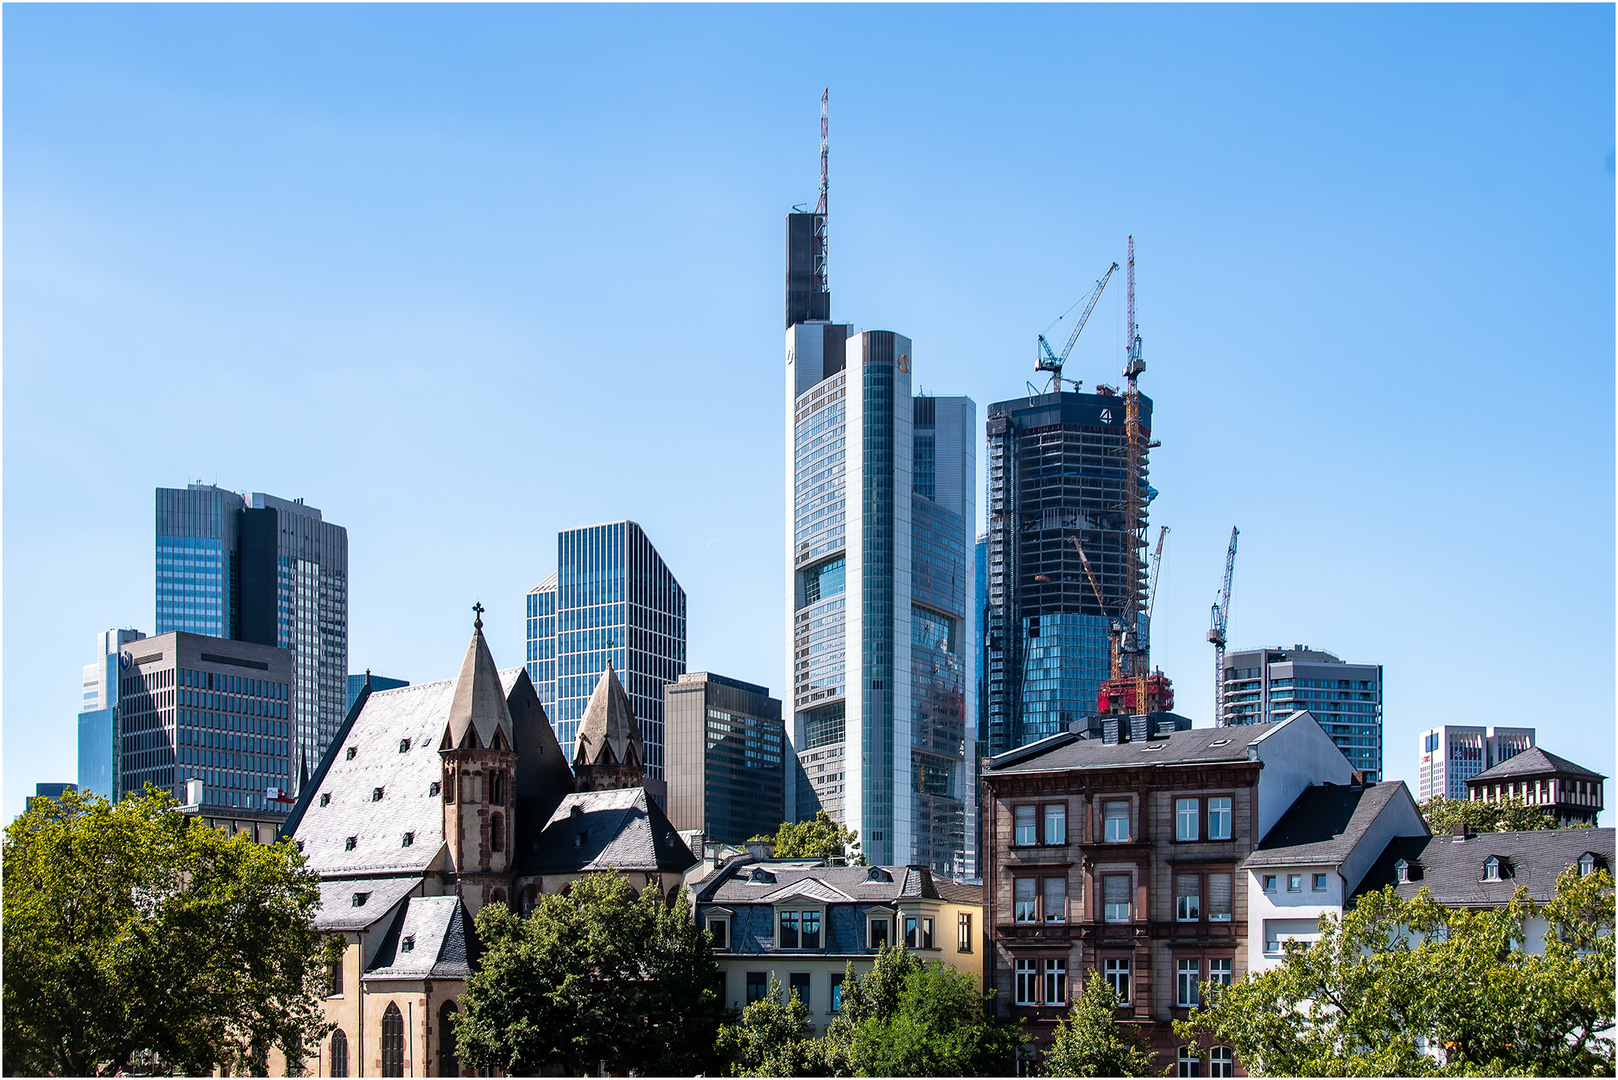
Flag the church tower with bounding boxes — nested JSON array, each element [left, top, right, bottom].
[[439, 605, 518, 910], [572, 661, 647, 792]]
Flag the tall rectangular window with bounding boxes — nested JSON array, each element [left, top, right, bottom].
[[746, 971, 769, 1004], [1043, 878, 1067, 923], [830, 973, 845, 1012], [1207, 874, 1233, 923], [1014, 805, 1037, 846], [1177, 959, 1201, 1008], [1103, 958, 1130, 1002], [779, 911, 800, 948], [1176, 874, 1201, 922], [1176, 798, 1200, 841], [958, 912, 973, 952], [1014, 878, 1037, 923], [1015, 959, 1037, 1005], [1044, 959, 1067, 1005], [1103, 801, 1131, 843], [1210, 1046, 1235, 1078], [905, 915, 919, 948], [1103, 874, 1131, 923], [789, 972, 812, 1008], [1208, 797, 1233, 840], [802, 911, 822, 948], [1044, 803, 1066, 844], [1208, 958, 1233, 987]]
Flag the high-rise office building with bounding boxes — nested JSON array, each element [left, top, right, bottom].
[[524, 522, 685, 790], [1221, 645, 1384, 780], [781, 194, 975, 873], [155, 484, 347, 788], [983, 390, 1154, 757], [664, 672, 785, 845], [78, 628, 145, 798], [1418, 724, 1535, 801], [116, 631, 294, 814], [345, 673, 409, 712]]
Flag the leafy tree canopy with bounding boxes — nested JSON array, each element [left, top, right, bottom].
[[454, 871, 722, 1077], [2, 787, 335, 1077], [1174, 867, 1616, 1077], [1043, 974, 1160, 1078], [1420, 795, 1567, 834], [752, 811, 866, 865], [716, 975, 819, 1078]]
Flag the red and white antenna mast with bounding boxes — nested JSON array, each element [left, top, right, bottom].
[[813, 89, 829, 299]]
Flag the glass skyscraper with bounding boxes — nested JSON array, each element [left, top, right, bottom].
[[524, 522, 685, 783], [155, 484, 347, 787], [78, 628, 145, 798], [1222, 646, 1385, 780]]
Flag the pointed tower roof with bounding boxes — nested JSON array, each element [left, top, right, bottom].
[[444, 604, 514, 750], [574, 661, 643, 768]]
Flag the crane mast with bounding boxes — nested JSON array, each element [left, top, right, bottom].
[[1207, 527, 1239, 725]]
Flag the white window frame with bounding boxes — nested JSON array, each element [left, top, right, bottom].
[[705, 911, 732, 952], [1043, 877, 1067, 924], [1207, 872, 1233, 923], [1176, 798, 1200, 841], [1178, 1045, 1200, 1077], [1043, 959, 1067, 1005], [1014, 804, 1038, 846], [1044, 803, 1067, 845], [1208, 796, 1233, 840], [1176, 874, 1201, 922], [1210, 1046, 1235, 1078], [1103, 800, 1132, 843], [1103, 958, 1130, 1002], [1014, 959, 1037, 1005], [1103, 873, 1132, 923], [1176, 958, 1201, 1008], [1208, 957, 1233, 987], [1014, 877, 1037, 923]]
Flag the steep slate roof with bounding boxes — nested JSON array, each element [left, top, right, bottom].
[[1352, 827, 1616, 908], [699, 861, 980, 907], [444, 622, 515, 751], [1245, 782, 1422, 868], [520, 787, 695, 875], [364, 895, 479, 980], [313, 876, 421, 932], [1471, 746, 1605, 782], [986, 717, 1291, 775], [574, 661, 644, 768]]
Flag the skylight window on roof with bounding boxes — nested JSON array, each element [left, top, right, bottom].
[[345, 836, 357, 851], [346, 747, 357, 760], [400, 739, 412, 753], [372, 787, 384, 802], [1140, 743, 1165, 752], [1209, 738, 1231, 747], [401, 935, 414, 953], [430, 782, 441, 797], [352, 892, 369, 907], [402, 832, 414, 848], [319, 793, 331, 807]]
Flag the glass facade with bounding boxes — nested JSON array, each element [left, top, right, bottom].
[[77, 629, 144, 798], [527, 522, 685, 780], [1221, 648, 1384, 780]]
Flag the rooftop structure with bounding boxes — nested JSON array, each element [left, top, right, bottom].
[[1465, 746, 1605, 826], [1221, 645, 1384, 781]]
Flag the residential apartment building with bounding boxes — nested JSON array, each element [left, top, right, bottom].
[[981, 711, 1355, 1071], [116, 631, 295, 817], [155, 483, 348, 788], [1220, 646, 1383, 781], [983, 389, 1155, 758], [77, 627, 145, 798], [1465, 746, 1605, 826], [1417, 724, 1536, 801], [690, 857, 982, 1034], [523, 522, 685, 799], [665, 672, 786, 845]]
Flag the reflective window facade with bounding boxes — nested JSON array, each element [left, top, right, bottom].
[[526, 522, 685, 780], [664, 672, 785, 844], [77, 628, 145, 798], [1221, 647, 1384, 781]]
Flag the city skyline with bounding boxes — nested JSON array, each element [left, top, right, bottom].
[[5, 5, 1612, 824]]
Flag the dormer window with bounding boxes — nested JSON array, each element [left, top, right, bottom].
[[573, 831, 585, 849], [345, 836, 357, 851], [401, 832, 414, 848], [399, 739, 411, 753], [352, 891, 369, 907], [346, 747, 357, 760], [372, 787, 384, 802], [319, 793, 331, 807], [430, 781, 441, 797], [750, 867, 776, 884], [1579, 853, 1599, 877], [1394, 858, 1410, 884], [401, 935, 415, 953], [866, 867, 891, 883], [1482, 856, 1505, 882]]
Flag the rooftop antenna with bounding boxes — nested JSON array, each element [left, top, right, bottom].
[[813, 88, 829, 299]]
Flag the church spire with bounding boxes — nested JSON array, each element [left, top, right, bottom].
[[444, 603, 513, 750], [572, 660, 645, 790]]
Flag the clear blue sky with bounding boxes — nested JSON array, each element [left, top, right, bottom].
[[5, 4, 1612, 824]]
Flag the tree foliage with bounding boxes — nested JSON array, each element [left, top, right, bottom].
[[453, 871, 722, 1077], [717, 975, 819, 1078], [1174, 868, 1616, 1077], [752, 811, 866, 865], [1419, 795, 1564, 835], [2, 787, 335, 1077], [1043, 974, 1160, 1077]]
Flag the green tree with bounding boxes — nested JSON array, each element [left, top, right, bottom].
[[454, 871, 722, 1076], [1043, 974, 1160, 1077], [716, 975, 819, 1077], [753, 811, 866, 864], [1174, 869, 1616, 1077], [1419, 795, 1563, 834], [2, 787, 335, 1077]]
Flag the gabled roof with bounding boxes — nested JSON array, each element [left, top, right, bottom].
[[1245, 782, 1424, 868], [758, 878, 855, 905], [1470, 746, 1605, 783], [574, 661, 643, 768], [364, 895, 478, 981], [520, 787, 695, 875], [986, 716, 1292, 775], [444, 620, 514, 751], [1352, 827, 1616, 908], [313, 875, 421, 932], [697, 860, 981, 907]]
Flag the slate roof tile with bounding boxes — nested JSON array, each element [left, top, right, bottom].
[[1245, 782, 1419, 868], [1352, 827, 1615, 907], [1470, 746, 1605, 782], [364, 895, 479, 980]]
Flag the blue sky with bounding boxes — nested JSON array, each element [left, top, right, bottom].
[[5, 4, 1612, 824]]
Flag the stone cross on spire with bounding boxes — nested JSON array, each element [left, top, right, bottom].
[[473, 602, 485, 630]]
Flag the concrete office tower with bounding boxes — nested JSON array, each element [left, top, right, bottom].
[[116, 631, 294, 814], [665, 672, 785, 844], [1418, 724, 1535, 801], [78, 627, 145, 798], [782, 313, 975, 873], [526, 522, 685, 789], [155, 484, 348, 790], [524, 572, 558, 709], [1222, 645, 1384, 781], [983, 390, 1153, 757]]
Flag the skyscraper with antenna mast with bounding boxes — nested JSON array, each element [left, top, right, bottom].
[[782, 91, 978, 875]]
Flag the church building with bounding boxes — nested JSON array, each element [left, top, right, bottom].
[[270, 609, 696, 1077]]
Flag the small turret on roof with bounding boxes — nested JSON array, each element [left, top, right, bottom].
[[572, 661, 645, 791], [443, 604, 514, 751]]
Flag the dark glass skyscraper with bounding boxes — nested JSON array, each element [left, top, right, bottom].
[[984, 391, 1154, 756], [525, 522, 685, 784], [155, 484, 348, 786]]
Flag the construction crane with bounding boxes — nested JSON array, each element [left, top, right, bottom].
[[1070, 528, 1172, 719], [1207, 527, 1239, 725], [1146, 526, 1169, 624], [1036, 262, 1118, 393]]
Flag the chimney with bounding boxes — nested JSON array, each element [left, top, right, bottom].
[[745, 840, 775, 860], [1452, 820, 1470, 841]]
